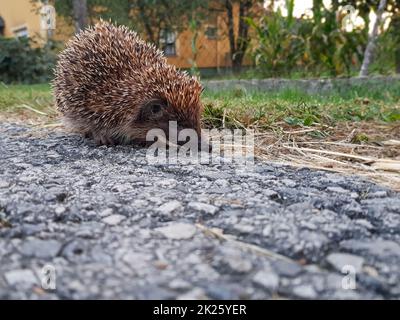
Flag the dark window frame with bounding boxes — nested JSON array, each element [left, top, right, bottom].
[[205, 25, 218, 40], [13, 26, 29, 38], [159, 29, 177, 57]]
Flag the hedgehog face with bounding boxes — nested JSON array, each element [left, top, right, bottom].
[[138, 99, 169, 123], [125, 97, 202, 146]]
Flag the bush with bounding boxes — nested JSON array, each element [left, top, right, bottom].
[[246, 10, 305, 77], [371, 14, 400, 75], [247, 7, 367, 77], [0, 37, 58, 84]]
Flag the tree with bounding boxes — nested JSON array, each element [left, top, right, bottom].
[[211, 0, 262, 73], [34, 0, 262, 73], [72, 0, 88, 33], [127, 0, 263, 72], [34, 0, 208, 45], [31, 0, 91, 33], [359, 0, 388, 76], [390, 14, 400, 73], [94, 0, 207, 47]]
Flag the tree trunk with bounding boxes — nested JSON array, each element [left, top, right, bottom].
[[72, 0, 88, 33], [359, 0, 388, 76], [312, 0, 322, 24], [225, 0, 252, 74], [225, 0, 236, 71], [396, 48, 400, 74], [233, 0, 252, 73]]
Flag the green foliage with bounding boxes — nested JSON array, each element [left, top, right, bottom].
[[23, 0, 400, 79], [247, 5, 367, 77], [370, 13, 400, 74], [33, 0, 208, 42], [49, 0, 208, 45], [0, 37, 58, 84], [302, 10, 366, 76], [0, 83, 54, 115], [350, 132, 369, 144], [246, 10, 305, 77]]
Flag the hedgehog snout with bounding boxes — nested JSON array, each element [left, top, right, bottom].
[[176, 123, 211, 152]]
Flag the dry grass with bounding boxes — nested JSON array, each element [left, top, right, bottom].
[[253, 121, 400, 191], [202, 88, 400, 191]]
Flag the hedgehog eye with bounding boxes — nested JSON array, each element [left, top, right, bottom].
[[138, 99, 167, 122], [151, 104, 162, 115]]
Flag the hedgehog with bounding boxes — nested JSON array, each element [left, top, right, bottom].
[[53, 22, 204, 146]]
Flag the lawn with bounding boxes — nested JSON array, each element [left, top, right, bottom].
[[203, 85, 400, 127], [1, 82, 399, 125], [0, 83, 55, 123], [1, 82, 399, 189]]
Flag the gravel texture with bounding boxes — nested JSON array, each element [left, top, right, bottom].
[[0, 122, 399, 299]]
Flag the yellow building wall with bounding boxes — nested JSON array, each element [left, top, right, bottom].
[[0, 0, 256, 69], [0, 0, 44, 38], [167, 3, 254, 69], [0, 0, 74, 42]]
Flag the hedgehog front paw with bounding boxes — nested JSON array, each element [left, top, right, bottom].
[[93, 134, 116, 146]]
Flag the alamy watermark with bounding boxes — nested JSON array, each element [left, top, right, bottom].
[[41, 264, 56, 290], [341, 264, 357, 290], [145, 121, 255, 166]]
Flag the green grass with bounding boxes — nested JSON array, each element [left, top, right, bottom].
[[0, 82, 399, 129], [0, 83, 54, 115], [202, 84, 400, 130]]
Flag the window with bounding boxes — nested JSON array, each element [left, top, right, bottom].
[[13, 26, 29, 38], [205, 26, 218, 40], [40, 4, 56, 31], [159, 29, 177, 56], [0, 16, 5, 36]]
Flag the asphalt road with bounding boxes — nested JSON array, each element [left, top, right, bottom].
[[0, 123, 399, 299]]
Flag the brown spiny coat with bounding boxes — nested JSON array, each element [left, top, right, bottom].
[[53, 22, 203, 145]]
